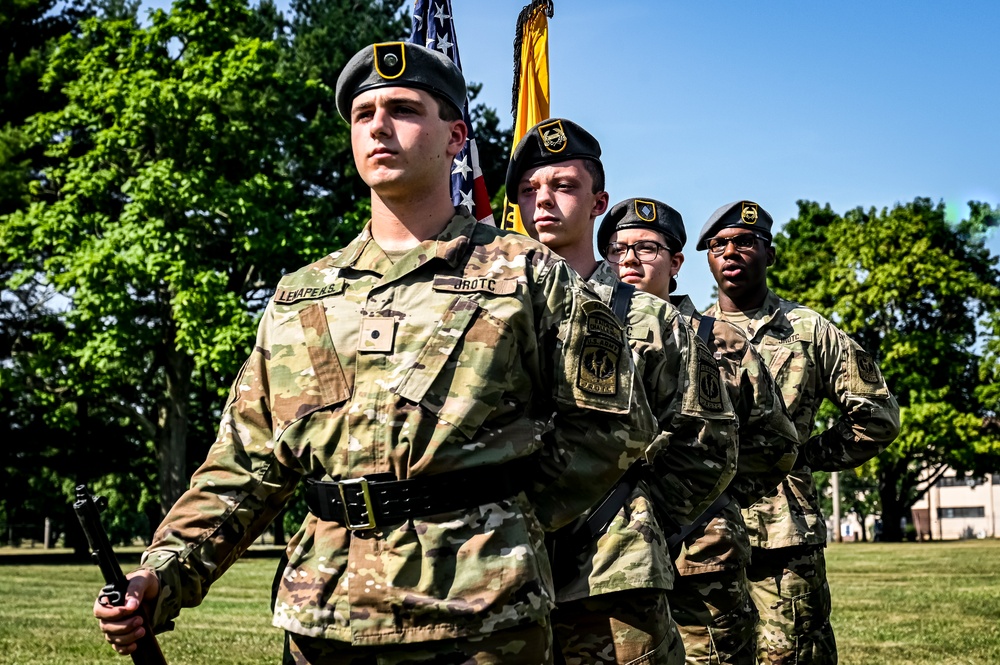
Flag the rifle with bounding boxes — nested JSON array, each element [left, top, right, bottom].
[[74, 484, 168, 665]]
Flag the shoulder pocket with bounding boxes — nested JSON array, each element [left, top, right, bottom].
[[681, 335, 734, 419], [557, 293, 632, 415], [847, 344, 890, 397]]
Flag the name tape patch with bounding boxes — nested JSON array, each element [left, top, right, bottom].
[[275, 281, 345, 305], [433, 275, 518, 295]]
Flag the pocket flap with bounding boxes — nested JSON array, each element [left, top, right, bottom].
[[393, 296, 479, 405]]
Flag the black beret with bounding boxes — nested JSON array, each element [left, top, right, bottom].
[[504, 118, 604, 202], [335, 42, 466, 121], [695, 200, 774, 250], [597, 198, 686, 258]]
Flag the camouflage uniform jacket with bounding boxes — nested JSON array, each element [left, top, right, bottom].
[[706, 290, 900, 548], [139, 214, 656, 646], [553, 263, 738, 602], [671, 294, 798, 574]]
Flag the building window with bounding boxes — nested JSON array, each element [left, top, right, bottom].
[[937, 476, 985, 487], [937, 507, 986, 519]]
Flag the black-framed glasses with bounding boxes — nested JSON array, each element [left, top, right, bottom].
[[605, 240, 668, 264], [705, 233, 765, 256]]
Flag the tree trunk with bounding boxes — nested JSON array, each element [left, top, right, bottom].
[[879, 485, 906, 542], [273, 509, 286, 546], [158, 349, 193, 519]]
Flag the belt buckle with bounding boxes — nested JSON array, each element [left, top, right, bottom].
[[338, 477, 376, 530]]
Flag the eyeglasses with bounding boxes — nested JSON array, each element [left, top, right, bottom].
[[605, 240, 669, 264], [705, 233, 765, 256]]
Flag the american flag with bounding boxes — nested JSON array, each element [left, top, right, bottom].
[[410, 0, 496, 225]]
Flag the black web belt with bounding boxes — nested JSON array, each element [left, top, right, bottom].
[[304, 459, 531, 530]]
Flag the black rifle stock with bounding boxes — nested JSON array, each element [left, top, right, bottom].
[[74, 484, 168, 665]]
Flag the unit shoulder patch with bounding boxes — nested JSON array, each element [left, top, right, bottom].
[[696, 342, 726, 412], [856, 349, 881, 384], [577, 306, 623, 396]]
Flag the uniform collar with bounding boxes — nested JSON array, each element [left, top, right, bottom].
[[709, 289, 784, 341], [588, 261, 618, 288], [670, 294, 697, 319], [331, 212, 475, 272]]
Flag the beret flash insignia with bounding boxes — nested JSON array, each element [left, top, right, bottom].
[[635, 199, 657, 223], [538, 119, 568, 153], [373, 42, 405, 80], [741, 202, 758, 225]]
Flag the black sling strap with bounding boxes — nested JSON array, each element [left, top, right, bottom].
[[665, 313, 732, 549], [696, 314, 716, 344], [549, 279, 642, 589], [610, 280, 636, 323]]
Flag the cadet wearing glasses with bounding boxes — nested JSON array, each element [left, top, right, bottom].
[[598, 198, 798, 665], [699, 200, 900, 665]]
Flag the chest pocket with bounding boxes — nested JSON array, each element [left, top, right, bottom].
[[270, 301, 352, 439], [393, 295, 514, 440], [762, 333, 812, 416]]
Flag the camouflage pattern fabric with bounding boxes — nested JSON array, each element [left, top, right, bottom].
[[544, 265, 737, 665], [706, 290, 900, 549], [555, 265, 738, 600], [589, 264, 739, 534], [552, 590, 686, 665], [745, 546, 835, 665], [138, 214, 657, 647], [665, 296, 796, 663], [670, 562, 757, 665], [285, 618, 553, 664], [707, 290, 899, 662], [676, 296, 798, 509]]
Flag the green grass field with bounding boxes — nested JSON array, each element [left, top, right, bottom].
[[1, 540, 998, 664]]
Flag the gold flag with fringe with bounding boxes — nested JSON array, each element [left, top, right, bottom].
[[501, 0, 554, 234]]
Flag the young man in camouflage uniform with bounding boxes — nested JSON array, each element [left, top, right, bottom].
[[508, 119, 740, 665], [597, 197, 799, 664], [699, 200, 901, 664], [94, 43, 656, 664]]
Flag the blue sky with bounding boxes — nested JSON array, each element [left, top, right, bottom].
[[145, 0, 1000, 308]]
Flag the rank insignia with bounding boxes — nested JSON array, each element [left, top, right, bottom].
[[856, 349, 881, 384], [741, 202, 758, 225], [538, 119, 568, 153], [373, 42, 405, 80], [635, 199, 657, 223]]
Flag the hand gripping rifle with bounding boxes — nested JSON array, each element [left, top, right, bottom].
[[74, 485, 168, 665]]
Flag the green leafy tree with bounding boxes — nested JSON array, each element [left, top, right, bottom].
[[466, 81, 513, 206], [0, 0, 94, 214], [772, 198, 1000, 542], [0, 0, 402, 524], [1, 0, 513, 543]]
